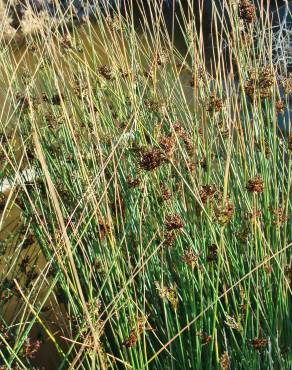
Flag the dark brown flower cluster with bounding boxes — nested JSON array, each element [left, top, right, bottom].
[[207, 94, 223, 113], [250, 337, 268, 350], [97, 216, 111, 239], [199, 184, 217, 204], [155, 282, 178, 310], [164, 213, 184, 231], [280, 74, 292, 94], [214, 195, 234, 225], [275, 100, 285, 113], [189, 66, 205, 87], [246, 176, 264, 193], [22, 338, 42, 359], [160, 184, 172, 202], [245, 67, 274, 100], [239, 0, 256, 24], [159, 134, 175, 157], [97, 65, 115, 81], [140, 147, 166, 171], [163, 231, 177, 248], [220, 351, 230, 370], [270, 208, 289, 226], [196, 331, 212, 345], [127, 175, 141, 189], [181, 249, 199, 269], [155, 48, 169, 66], [206, 244, 218, 263], [123, 316, 151, 348], [288, 135, 292, 151], [173, 121, 193, 154], [144, 99, 167, 114]]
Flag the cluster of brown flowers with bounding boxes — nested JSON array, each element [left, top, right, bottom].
[[255, 140, 271, 159], [181, 248, 199, 269], [196, 331, 212, 345], [220, 351, 230, 370], [214, 195, 235, 226], [173, 121, 193, 154], [155, 48, 169, 66], [97, 216, 111, 240], [246, 176, 264, 193], [280, 73, 292, 94], [163, 231, 177, 248], [105, 15, 123, 32], [206, 244, 218, 263], [158, 134, 175, 157], [160, 184, 172, 202], [127, 175, 141, 189], [275, 100, 285, 113], [250, 337, 268, 350], [140, 147, 166, 171], [189, 66, 205, 87], [164, 213, 184, 231], [288, 135, 292, 151], [155, 282, 178, 310], [123, 315, 152, 348], [225, 315, 242, 332], [239, 0, 256, 24], [270, 208, 289, 226], [144, 98, 167, 115], [97, 65, 115, 81], [199, 184, 217, 204], [207, 94, 223, 113], [22, 338, 42, 359], [245, 67, 275, 100]]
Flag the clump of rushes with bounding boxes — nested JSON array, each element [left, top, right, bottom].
[[164, 213, 184, 231], [239, 0, 256, 24], [246, 176, 264, 193], [1, 1, 291, 368]]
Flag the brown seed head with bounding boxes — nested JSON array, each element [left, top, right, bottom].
[[246, 176, 264, 193], [220, 351, 230, 370], [164, 213, 184, 231], [250, 337, 268, 350], [140, 148, 166, 171], [239, 0, 256, 24], [182, 249, 199, 269]]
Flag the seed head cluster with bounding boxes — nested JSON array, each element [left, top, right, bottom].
[[246, 176, 264, 193], [239, 0, 256, 24]]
